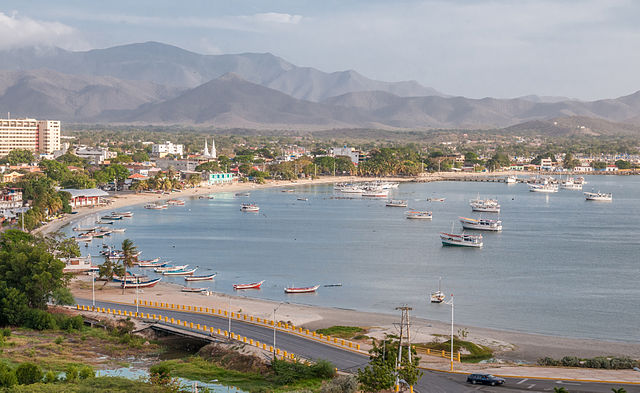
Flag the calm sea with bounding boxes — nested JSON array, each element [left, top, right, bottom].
[[65, 176, 640, 342]]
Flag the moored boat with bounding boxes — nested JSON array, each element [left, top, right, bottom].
[[529, 184, 558, 193], [101, 214, 123, 220], [430, 277, 445, 303], [584, 191, 612, 201], [233, 280, 265, 290], [162, 268, 197, 276], [386, 199, 408, 207], [297, 197, 308, 201], [184, 273, 217, 281], [73, 226, 97, 232], [459, 216, 502, 231], [362, 189, 389, 198], [235, 192, 250, 197], [440, 232, 483, 247], [505, 175, 517, 184], [181, 287, 207, 293], [154, 264, 188, 273], [121, 278, 161, 288], [113, 211, 133, 217], [145, 202, 168, 209], [284, 285, 320, 294], [405, 211, 432, 220], [167, 199, 185, 205], [240, 203, 260, 212], [470, 197, 500, 213], [560, 178, 583, 190], [427, 197, 446, 202]]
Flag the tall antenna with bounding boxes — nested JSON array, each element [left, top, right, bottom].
[[394, 305, 412, 392]]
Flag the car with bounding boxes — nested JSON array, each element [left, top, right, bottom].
[[466, 373, 506, 386]]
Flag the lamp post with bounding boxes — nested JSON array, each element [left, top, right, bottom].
[[445, 294, 455, 371], [135, 276, 140, 314], [273, 302, 288, 358], [228, 296, 231, 336], [91, 270, 95, 307]]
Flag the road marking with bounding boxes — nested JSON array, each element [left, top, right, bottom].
[[528, 384, 536, 389], [517, 378, 528, 384], [556, 380, 581, 386]]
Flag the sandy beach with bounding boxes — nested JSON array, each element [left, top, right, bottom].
[[40, 173, 640, 378]]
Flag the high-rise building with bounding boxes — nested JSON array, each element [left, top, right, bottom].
[[0, 117, 61, 156]]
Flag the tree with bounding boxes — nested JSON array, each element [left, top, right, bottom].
[[39, 160, 70, 182], [56, 152, 87, 168], [132, 151, 150, 162], [563, 153, 580, 170], [357, 336, 422, 393], [15, 363, 42, 385], [6, 149, 34, 165], [611, 388, 627, 393], [195, 161, 221, 172], [590, 161, 607, 170], [615, 160, 631, 169], [120, 239, 138, 294]]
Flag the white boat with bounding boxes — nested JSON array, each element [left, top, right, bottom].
[[167, 199, 185, 205], [110, 228, 126, 233], [73, 226, 97, 232], [440, 232, 483, 248], [113, 211, 134, 217], [584, 191, 612, 201], [235, 192, 250, 197], [575, 176, 587, 185], [459, 216, 502, 231], [145, 202, 168, 209], [405, 211, 432, 220], [163, 268, 197, 276], [297, 197, 308, 201], [430, 277, 445, 303], [284, 285, 320, 294], [386, 199, 408, 207], [505, 175, 517, 184], [240, 203, 260, 212], [153, 264, 188, 273], [362, 189, 389, 198], [529, 184, 558, 193], [427, 197, 445, 202], [560, 178, 583, 190], [470, 198, 500, 213], [338, 186, 364, 194]]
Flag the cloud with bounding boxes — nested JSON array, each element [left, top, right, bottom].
[[0, 11, 87, 50], [243, 12, 303, 25]]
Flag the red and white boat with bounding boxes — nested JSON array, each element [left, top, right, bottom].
[[284, 285, 320, 294], [184, 273, 217, 281], [134, 257, 160, 265], [440, 232, 483, 248], [154, 264, 188, 273], [240, 203, 260, 212], [121, 278, 161, 288], [233, 280, 265, 290]]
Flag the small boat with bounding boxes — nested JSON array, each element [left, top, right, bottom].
[[362, 189, 389, 198], [440, 232, 483, 248], [284, 285, 320, 294], [95, 220, 113, 225], [233, 280, 265, 290], [584, 191, 612, 201], [185, 273, 217, 281], [121, 278, 161, 288], [167, 199, 185, 205], [75, 235, 93, 242], [101, 215, 123, 220], [181, 287, 207, 293], [162, 268, 197, 276], [459, 216, 502, 231], [154, 264, 188, 273], [529, 184, 558, 193], [297, 197, 308, 201], [323, 283, 343, 287], [560, 178, 583, 190], [470, 197, 500, 213], [430, 277, 445, 303], [113, 274, 148, 284], [505, 175, 517, 184], [240, 203, 260, 212], [110, 228, 126, 233], [134, 257, 160, 265], [405, 211, 432, 220], [73, 226, 97, 232], [137, 259, 167, 268], [282, 189, 295, 193], [113, 211, 133, 217], [235, 192, 250, 197], [145, 202, 168, 209], [386, 199, 408, 207], [427, 197, 446, 202]]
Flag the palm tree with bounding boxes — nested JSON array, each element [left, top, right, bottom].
[[611, 388, 627, 393], [120, 238, 138, 294], [554, 388, 569, 393]]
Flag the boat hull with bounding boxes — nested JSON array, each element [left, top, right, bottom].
[[233, 280, 265, 289], [284, 285, 319, 293], [184, 274, 217, 281]]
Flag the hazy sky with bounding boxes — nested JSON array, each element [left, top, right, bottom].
[[2, 0, 640, 100]]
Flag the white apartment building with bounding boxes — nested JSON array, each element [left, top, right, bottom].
[[330, 146, 361, 165], [75, 146, 118, 164], [152, 141, 184, 158], [0, 117, 61, 156]]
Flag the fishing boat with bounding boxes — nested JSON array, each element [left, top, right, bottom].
[[584, 191, 612, 201], [235, 192, 250, 197], [184, 273, 217, 281], [153, 264, 188, 273], [240, 203, 260, 212], [233, 280, 265, 290], [386, 199, 408, 207], [75, 235, 93, 242], [101, 214, 123, 220], [338, 186, 364, 194], [282, 189, 295, 193], [430, 277, 445, 303], [459, 217, 502, 231], [362, 189, 389, 198], [145, 202, 168, 209], [297, 197, 308, 201], [405, 211, 432, 220], [427, 197, 446, 202], [121, 278, 161, 288], [167, 199, 185, 205], [162, 268, 197, 276], [440, 233, 483, 248], [284, 285, 320, 294], [110, 228, 126, 233], [560, 177, 583, 190], [73, 226, 97, 232], [470, 197, 500, 213], [505, 175, 517, 184], [106, 251, 141, 260], [181, 287, 208, 293], [113, 211, 134, 217], [529, 184, 558, 193], [113, 274, 148, 284]]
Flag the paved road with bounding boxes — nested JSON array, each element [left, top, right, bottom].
[[77, 299, 640, 393]]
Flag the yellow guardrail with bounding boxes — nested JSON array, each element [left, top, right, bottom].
[[416, 347, 461, 362]]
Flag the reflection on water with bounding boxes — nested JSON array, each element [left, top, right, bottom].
[[96, 368, 246, 392]]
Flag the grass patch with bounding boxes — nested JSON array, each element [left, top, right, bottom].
[[315, 326, 365, 339], [5, 376, 173, 392], [415, 338, 493, 363]]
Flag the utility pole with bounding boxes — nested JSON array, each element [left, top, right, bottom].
[[395, 306, 413, 393]]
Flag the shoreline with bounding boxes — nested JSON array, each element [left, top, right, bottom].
[[48, 174, 640, 367]]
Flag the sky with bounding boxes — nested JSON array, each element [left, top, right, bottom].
[[2, 0, 640, 100]]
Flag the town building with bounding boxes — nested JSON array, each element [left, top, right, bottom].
[[0, 188, 29, 222], [60, 188, 110, 208], [151, 141, 184, 158], [155, 158, 199, 172], [1, 171, 24, 183], [202, 137, 217, 159], [330, 146, 362, 165], [207, 173, 234, 185], [75, 146, 117, 164], [0, 117, 61, 156]]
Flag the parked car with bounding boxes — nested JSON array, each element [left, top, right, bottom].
[[466, 374, 506, 386]]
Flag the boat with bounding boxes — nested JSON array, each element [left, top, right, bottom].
[[282, 189, 295, 193], [386, 199, 408, 207], [575, 176, 587, 185], [240, 203, 260, 212], [75, 235, 93, 242], [145, 202, 168, 209], [167, 199, 185, 205], [233, 280, 265, 290], [440, 232, 483, 247], [560, 177, 583, 190], [323, 283, 343, 287], [184, 273, 217, 281], [470, 199, 500, 213], [405, 211, 432, 220], [505, 175, 517, 184], [430, 277, 445, 303], [362, 189, 389, 198], [427, 197, 446, 202], [181, 287, 208, 293], [113, 274, 148, 284], [153, 264, 188, 273], [235, 192, 250, 197], [73, 226, 97, 232], [338, 186, 364, 194], [121, 278, 162, 288], [110, 228, 126, 233], [284, 285, 320, 294], [529, 184, 558, 193], [297, 197, 308, 201], [162, 268, 197, 276], [459, 216, 502, 231], [101, 214, 123, 220], [584, 191, 612, 201], [113, 211, 133, 217]]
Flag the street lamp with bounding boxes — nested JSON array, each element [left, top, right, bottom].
[[445, 294, 455, 371], [228, 297, 232, 336], [91, 270, 95, 307], [273, 302, 289, 358]]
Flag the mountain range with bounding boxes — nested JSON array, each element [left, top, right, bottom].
[[1, 41, 640, 133]]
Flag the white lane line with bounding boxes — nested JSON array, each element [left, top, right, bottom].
[[517, 378, 529, 384], [528, 384, 536, 389]]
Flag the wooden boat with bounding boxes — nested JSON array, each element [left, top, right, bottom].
[[162, 268, 197, 276], [113, 274, 148, 284], [430, 277, 445, 303], [181, 287, 207, 293], [121, 278, 161, 288], [584, 191, 612, 201], [459, 216, 502, 231], [184, 273, 217, 281], [101, 215, 123, 220], [110, 228, 126, 233], [233, 280, 265, 290], [113, 211, 133, 217], [440, 233, 483, 248], [235, 192, 250, 197], [386, 199, 408, 207], [134, 257, 160, 265], [73, 226, 97, 232], [75, 235, 93, 242], [427, 197, 446, 202], [284, 285, 320, 294], [297, 197, 308, 201], [240, 203, 260, 212], [153, 264, 188, 273], [167, 199, 185, 205], [144, 202, 168, 209], [362, 189, 389, 198], [282, 189, 295, 193], [137, 260, 167, 268], [405, 211, 432, 220]]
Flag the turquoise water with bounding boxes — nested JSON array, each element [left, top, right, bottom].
[[96, 368, 245, 392], [66, 176, 640, 342]]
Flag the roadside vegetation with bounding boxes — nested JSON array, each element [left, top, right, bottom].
[[538, 356, 639, 370], [414, 334, 493, 363], [315, 326, 366, 340]]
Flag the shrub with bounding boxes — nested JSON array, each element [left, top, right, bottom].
[[54, 336, 63, 345], [43, 371, 58, 383], [15, 362, 43, 385], [65, 364, 78, 382], [560, 356, 580, 367], [311, 360, 336, 379], [149, 363, 172, 385], [537, 357, 559, 366], [22, 309, 57, 331], [78, 365, 94, 380], [320, 375, 358, 393], [0, 364, 17, 387], [0, 328, 11, 337], [54, 314, 84, 332]]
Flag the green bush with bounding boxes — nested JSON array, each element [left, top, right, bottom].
[[537, 357, 559, 366], [65, 364, 79, 382], [149, 363, 172, 385], [15, 362, 43, 385], [22, 309, 57, 331], [0, 364, 17, 387], [43, 371, 58, 383], [271, 359, 335, 385], [320, 375, 358, 393], [54, 314, 84, 331], [1, 328, 11, 337], [54, 336, 63, 345], [79, 365, 95, 380], [311, 360, 336, 379], [560, 356, 580, 367]]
